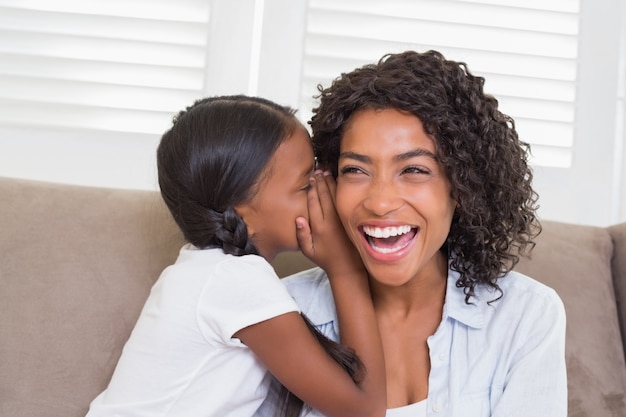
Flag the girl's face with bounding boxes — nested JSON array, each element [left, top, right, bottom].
[[236, 125, 315, 261], [335, 108, 456, 287]]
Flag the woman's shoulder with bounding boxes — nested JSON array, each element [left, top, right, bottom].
[[281, 267, 337, 326], [482, 270, 566, 327], [282, 266, 329, 288], [449, 268, 563, 307], [445, 268, 565, 331], [496, 270, 564, 307]]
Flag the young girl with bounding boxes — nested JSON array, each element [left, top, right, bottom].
[[85, 95, 386, 417]]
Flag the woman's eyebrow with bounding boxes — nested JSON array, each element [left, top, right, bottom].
[[339, 151, 371, 163], [339, 149, 436, 163], [395, 149, 436, 162]]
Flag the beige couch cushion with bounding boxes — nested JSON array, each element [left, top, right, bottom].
[[515, 220, 626, 415], [0, 177, 184, 417]]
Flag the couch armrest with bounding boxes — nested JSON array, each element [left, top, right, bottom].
[[609, 222, 626, 353], [514, 220, 626, 415]]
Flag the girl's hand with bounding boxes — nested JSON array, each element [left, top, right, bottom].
[[280, 170, 386, 416], [296, 171, 364, 278]]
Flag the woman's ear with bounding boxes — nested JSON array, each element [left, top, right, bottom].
[[449, 190, 460, 209]]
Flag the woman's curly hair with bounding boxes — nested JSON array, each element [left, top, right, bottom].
[[310, 50, 541, 301]]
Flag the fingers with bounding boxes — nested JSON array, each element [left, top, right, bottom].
[[299, 171, 333, 261], [312, 170, 335, 220], [322, 171, 337, 203], [306, 174, 322, 228], [295, 216, 314, 257]]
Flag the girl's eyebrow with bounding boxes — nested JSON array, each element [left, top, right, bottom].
[[339, 149, 436, 163]]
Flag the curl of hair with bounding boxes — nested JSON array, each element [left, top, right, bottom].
[[310, 50, 541, 301], [196, 206, 259, 256]]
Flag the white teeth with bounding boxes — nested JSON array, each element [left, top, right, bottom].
[[370, 239, 411, 254], [362, 225, 412, 238]]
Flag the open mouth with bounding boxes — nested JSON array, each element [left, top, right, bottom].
[[361, 225, 418, 254]]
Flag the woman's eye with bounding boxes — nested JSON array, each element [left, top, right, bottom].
[[339, 166, 363, 175], [403, 166, 429, 175]]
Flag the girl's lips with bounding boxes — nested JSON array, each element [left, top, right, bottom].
[[359, 224, 418, 261]]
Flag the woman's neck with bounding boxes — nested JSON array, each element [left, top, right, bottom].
[[370, 251, 448, 407], [370, 251, 448, 318]]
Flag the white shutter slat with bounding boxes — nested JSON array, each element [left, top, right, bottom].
[[0, 99, 174, 135], [0, 6, 208, 44], [496, 97, 574, 123], [0, 53, 205, 90], [457, 0, 578, 13], [480, 75, 575, 102], [442, 50, 577, 81], [0, 75, 198, 112], [0, 0, 209, 22], [0, 29, 207, 67], [528, 147, 572, 168], [310, 0, 579, 34], [515, 119, 574, 147]]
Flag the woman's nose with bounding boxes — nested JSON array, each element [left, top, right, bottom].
[[361, 181, 403, 216]]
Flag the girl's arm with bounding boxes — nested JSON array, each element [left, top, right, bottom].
[[235, 171, 386, 417]]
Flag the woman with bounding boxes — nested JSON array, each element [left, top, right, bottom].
[[256, 50, 566, 417]]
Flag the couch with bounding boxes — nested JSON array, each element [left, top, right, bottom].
[[1, 176, 625, 417]]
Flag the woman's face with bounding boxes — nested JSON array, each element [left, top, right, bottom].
[[335, 108, 456, 286]]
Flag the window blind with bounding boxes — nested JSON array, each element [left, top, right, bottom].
[[0, 0, 210, 135], [300, 0, 580, 168]]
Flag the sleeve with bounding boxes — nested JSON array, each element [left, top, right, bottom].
[[492, 287, 568, 417], [197, 255, 300, 344]]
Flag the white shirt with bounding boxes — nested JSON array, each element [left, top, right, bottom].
[[254, 265, 567, 417], [87, 245, 299, 417]]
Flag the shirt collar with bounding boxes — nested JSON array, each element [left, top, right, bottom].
[[292, 266, 495, 333], [443, 268, 501, 329]]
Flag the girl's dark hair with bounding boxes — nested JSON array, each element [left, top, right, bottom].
[[310, 50, 541, 302], [157, 95, 296, 255], [157, 95, 363, 416]]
